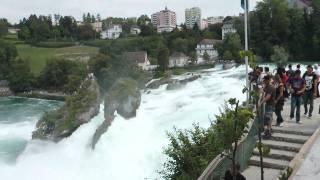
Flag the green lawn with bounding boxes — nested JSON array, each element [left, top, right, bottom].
[[16, 44, 99, 74]]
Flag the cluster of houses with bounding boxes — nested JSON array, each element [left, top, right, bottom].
[[123, 37, 223, 71]]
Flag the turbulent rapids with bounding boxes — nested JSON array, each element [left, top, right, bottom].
[[0, 65, 246, 180]]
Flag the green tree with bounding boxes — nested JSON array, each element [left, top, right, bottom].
[[250, 0, 290, 59], [203, 51, 210, 62], [86, 13, 91, 23], [223, 50, 233, 60], [9, 58, 33, 92], [158, 47, 169, 72], [220, 33, 242, 61], [64, 74, 82, 94], [161, 98, 253, 180], [137, 15, 151, 26], [91, 15, 96, 23], [208, 23, 223, 39], [287, 9, 307, 60], [77, 24, 95, 40], [38, 58, 86, 92], [170, 38, 189, 54], [271, 45, 289, 67], [17, 26, 30, 40], [0, 40, 18, 79], [190, 51, 198, 65], [0, 18, 8, 37]]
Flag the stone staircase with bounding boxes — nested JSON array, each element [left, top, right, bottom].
[[243, 126, 313, 180]]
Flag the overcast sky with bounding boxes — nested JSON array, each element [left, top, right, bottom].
[[1, 0, 261, 24]]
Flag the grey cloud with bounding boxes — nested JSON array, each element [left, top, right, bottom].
[[0, 0, 261, 24]]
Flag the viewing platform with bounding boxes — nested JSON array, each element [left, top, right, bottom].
[[243, 98, 320, 180]]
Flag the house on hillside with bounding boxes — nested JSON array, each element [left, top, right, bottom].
[[196, 39, 221, 61], [101, 24, 122, 39], [169, 52, 189, 68], [91, 22, 103, 32], [8, 28, 20, 34], [124, 51, 151, 70], [130, 26, 141, 35], [222, 20, 237, 40]]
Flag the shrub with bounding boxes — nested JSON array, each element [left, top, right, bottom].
[[33, 41, 76, 48]]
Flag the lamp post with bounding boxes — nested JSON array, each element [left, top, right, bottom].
[[244, 0, 249, 106]]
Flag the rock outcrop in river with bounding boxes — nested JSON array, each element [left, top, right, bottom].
[[146, 74, 201, 90], [32, 76, 101, 141], [91, 78, 141, 149]]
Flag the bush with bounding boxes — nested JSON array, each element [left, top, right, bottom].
[[32, 41, 76, 48], [161, 124, 224, 180], [38, 58, 87, 93], [161, 99, 254, 180], [83, 39, 112, 47], [9, 58, 34, 92]]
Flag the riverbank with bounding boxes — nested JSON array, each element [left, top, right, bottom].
[[15, 91, 66, 101]]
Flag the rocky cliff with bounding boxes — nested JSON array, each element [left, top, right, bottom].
[[91, 78, 141, 149], [32, 76, 101, 141]]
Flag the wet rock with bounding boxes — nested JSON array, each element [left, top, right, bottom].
[[32, 76, 101, 142], [91, 78, 141, 149]]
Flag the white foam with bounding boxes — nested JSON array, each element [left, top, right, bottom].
[[0, 65, 248, 180]]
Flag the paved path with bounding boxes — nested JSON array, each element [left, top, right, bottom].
[[243, 98, 320, 180]]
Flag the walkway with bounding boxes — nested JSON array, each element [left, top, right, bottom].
[[243, 98, 320, 180]]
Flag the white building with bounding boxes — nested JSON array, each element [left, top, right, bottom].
[[8, 28, 20, 34], [151, 13, 160, 27], [207, 16, 224, 25], [130, 26, 141, 35], [91, 22, 103, 32], [169, 52, 189, 68], [151, 7, 177, 33], [201, 19, 208, 30], [125, 51, 151, 70], [185, 7, 201, 29], [101, 24, 122, 39], [222, 20, 237, 40], [196, 39, 221, 60]]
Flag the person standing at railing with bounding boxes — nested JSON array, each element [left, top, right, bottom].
[[258, 75, 275, 139]]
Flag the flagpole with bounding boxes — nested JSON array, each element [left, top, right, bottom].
[[244, 0, 249, 106]]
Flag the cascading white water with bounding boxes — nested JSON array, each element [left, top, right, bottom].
[[0, 65, 248, 180]]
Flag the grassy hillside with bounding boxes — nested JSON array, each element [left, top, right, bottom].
[[16, 44, 99, 74], [2, 34, 99, 74]]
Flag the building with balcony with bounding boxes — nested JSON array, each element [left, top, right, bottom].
[[151, 7, 177, 33], [101, 24, 122, 39], [222, 20, 237, 40], [185, 7, 201, 29], [196, 39, 221, 60]]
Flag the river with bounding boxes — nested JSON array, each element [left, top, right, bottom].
[[0, 65, 247, 180]]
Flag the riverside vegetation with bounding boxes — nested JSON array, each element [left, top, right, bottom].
[[1, 0, 320, 179]]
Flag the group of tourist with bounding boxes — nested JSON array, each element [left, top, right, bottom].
[[250, 64, 320, 139]]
